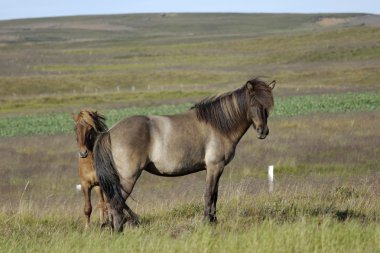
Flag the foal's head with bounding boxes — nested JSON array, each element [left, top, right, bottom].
[[71, 110, 107, 158], [245, 78, 275, 139]]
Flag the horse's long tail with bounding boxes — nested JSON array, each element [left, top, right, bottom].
[[94, 132, 125, 211]]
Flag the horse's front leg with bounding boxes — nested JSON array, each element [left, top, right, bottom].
[[82, 183, 92, 229], [211, 181, 219, 220], [204, 162, 224, 223]]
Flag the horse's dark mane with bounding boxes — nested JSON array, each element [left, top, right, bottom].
[[248, 78, 275, 111], [192, 86, 247, 135], [192, 78, 274, 135], [78, 110, 108, 133]]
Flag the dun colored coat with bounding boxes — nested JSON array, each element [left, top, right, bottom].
[[94, 78, 275, 232]]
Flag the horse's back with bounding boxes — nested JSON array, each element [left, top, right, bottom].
[[110, 115, 151, 146], [108, 115, 151, 169]]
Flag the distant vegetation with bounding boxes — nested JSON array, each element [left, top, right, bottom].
[[0, 91, 378, 137]]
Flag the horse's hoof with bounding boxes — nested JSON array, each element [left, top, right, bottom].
[[100, 221, 113, 229], [127, 218, 140, 228], [204, 215, 218, 224], [210, 216, 218, 224]]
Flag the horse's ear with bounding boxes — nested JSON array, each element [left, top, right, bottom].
[[269, 80, 276, 90], [88, 110, 98, 118], [246, 81, 255, 95], [70, 112, 76, 121]]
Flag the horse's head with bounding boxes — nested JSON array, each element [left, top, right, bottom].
[[245, 79, 275, 139], [71, 110, 107, 158]]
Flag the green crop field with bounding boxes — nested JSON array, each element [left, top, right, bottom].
[[0, 91, 379, 137], [0, 13, 379, 253]]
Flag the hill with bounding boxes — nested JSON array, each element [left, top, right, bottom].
[[0, 13, 379, 113]]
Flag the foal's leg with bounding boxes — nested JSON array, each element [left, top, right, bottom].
[[94, 186, 106, 224], [204, 162, 224, 223], [82, 184, 92, 229], [98, 192, 113, 229]]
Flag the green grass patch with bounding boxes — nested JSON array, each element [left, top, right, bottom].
[[0, 103, 192, 137], [0, 92, 379, 137], [273, 92, 380, 117]]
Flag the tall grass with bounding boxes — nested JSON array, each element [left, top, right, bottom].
[[2, 218, 378, 253], [1, 183, 379, 253]]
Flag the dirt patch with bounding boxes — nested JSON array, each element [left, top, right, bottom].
[[317, 18, 351, 26], [0, 34, 18, 42], [7, 21, 135, 32], [59, 22, 135, 31]]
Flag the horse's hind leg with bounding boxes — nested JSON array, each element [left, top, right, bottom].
[[120, 177, 140, 226], [109, 203, 125, 232], [106, 177, 140, 232]]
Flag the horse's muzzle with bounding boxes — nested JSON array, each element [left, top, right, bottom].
[[79, 150, 88, 158], [256, 127, 269, 139]]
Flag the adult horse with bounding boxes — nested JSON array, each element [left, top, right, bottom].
[[94, 78, 275, 231]]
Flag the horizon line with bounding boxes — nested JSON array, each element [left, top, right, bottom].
[[1, 11, 378, 22]]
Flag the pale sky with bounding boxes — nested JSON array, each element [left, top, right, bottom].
[[1, 0, 379, 21]]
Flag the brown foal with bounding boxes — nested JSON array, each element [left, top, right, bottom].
[[71, 110, 109, 229]]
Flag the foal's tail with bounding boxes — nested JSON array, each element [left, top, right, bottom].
[[94, 132, 125, 211]]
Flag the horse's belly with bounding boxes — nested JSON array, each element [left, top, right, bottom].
[[148, 115, 206, 176], [145, 160, 205, 177]]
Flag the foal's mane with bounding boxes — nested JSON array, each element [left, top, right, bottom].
[[192, 78, 274, 135], [76, 110, 108, 133]]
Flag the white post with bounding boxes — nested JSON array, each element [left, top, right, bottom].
[[268, 165, 274, 192]]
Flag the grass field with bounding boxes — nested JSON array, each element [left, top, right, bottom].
[[0, 13, 379, 252]]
